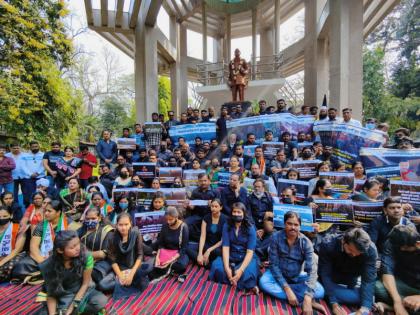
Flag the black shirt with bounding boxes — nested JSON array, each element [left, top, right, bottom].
[[203, 213, 227, 248], [42, 151, 64, 175]]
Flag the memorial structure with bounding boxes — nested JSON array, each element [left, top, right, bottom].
[[83, 0, 400, 121]]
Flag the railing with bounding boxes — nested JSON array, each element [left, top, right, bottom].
[[196, 53, 284, 86]]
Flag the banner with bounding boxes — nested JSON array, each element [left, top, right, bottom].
[[400, 160, 420, 182], [277, 178, 309, 201], [134, 211, 165, 234], [217, 172, 231, 188], [273, 203, 314, 232], [314, 199, 354, 224], [390, 180, 420, 210], [365, 166, 401, 180], [360, 148, 420, 168], [113, 188, 187, 208], [133, 162, 156, 178], [116, 137, 136, 150], [243, 177, 278, 196], [262, 142, 284, 160], [158, 167, 183, 184], [290, 160, 320, 180], [314, 123, 386, 166], [159, 188, 188, 206], [144, 122, 163, 134], [169, 123, 216, 146], [352, 201, 383, 225], [354, 179, 365, 192], [183, 169, 206, 188], [227, 113, 315, 144], [319, 171, 354, 195], [244, 145, 258, 157], [297, 142, 314, 152]]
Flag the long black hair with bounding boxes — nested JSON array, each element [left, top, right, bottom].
[[44, 230, 87, 297], [227, 202, 252, 231]]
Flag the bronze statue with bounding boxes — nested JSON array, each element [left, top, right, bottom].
[[228, 48, 249, 102]]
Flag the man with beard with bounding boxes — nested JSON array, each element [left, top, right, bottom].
[[318, 146, 339, 170], [276, 99, 288, 114], [259, 211, 325, 314], [21, 141, 45, 207], [220, 174, 248, 216], [247, 178, 273, 228], [42, 141, 65, 190]]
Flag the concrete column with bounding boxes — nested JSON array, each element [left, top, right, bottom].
[[260, 27, 274, 56], [225, 14, 231, 61], [202, 2, 207, 63], [304, 0, 317, 107], [329, 0, 363, 119], [135, 24, 158, 123], [251, 8, 257, 80], [214, 36, 223, 62], [179, 25, 189, 113], [274, 0, 281, 53], [316, 38, 329, 106], [169, 15, 181, 116]]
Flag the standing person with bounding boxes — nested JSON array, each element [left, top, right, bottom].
[[21, 141, 45, 207], [209, 202, 259, 292], [55, 147, 82, 190], [76, 144, 98, 189], [38, 230, 107, 315], [327, 108, 342, 122], [164, 111, 179, 130], [43, 142, 65, 190], [144, 113, 163, 149], [259, 211, 325, 312], [96, 130, 118, 165], [276, 99, 288, 113], [5, 143, 26, 204], [216, 107, 229, 143], [341, 108, 362, 127], [319, 228, 377, 315], [0, 144, 16, 194]]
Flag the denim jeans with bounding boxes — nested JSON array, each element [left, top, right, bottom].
[[0, 182, 13, 194]]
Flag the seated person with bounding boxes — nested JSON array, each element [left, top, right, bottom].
[[366, 197, 415, 255], [319, 228, 377, 315], [12, 200, 68, 280], [248, 163, 269, 180], [0, 206, 25, 282], [86, 192, 113, 219], [149, 207, 189, 281], [352, 179, 381, 202], [109, 195, 134, 225], [20, 191, 45, 233], [59, 178, 88, 222], [247, 178, 273, 228], [78, 207, 114, 285], [98, 213, 150, 298], [209, 202, 259, 293], [255, 212, 275, 263], [86, 176, 110, 202], [134, 192, 166, 214], [374, 225, 420, 315], [38, 230, 107, 315], [0, 191, 22, 223], [259, 211, 325, 312], [220, 174, 248, 216], [187, 199, 227, 267], [112, 167, 132, 189]]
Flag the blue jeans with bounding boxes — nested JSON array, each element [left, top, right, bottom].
[[0, 182, 13, 194], [260, 270, 325, 302]]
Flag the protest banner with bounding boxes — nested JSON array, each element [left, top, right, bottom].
[[112, 187, 138, 203], [169, 123, 216, 146], [352, 201, 383, 225], [365, 166, 401, 180], [262, 142, 284, 160], [243, 177, 278, 196], [133, 162, 156, 178], [159, 188, 187, 206], [112, 188, 156, 207], [134, 211, 165, 234], [244, 145, 258, 157], [360, 148, 420, 168], [277, 178, 309, 201], [158, 167, 183, 184], [183, 169, 206, 188], [314, 123, 386, 166], [217, 171, 231, 188], [227, 113, 315, 144], [314, 199, 354, 224], [189, 200, 209, 206], [273, 203, 314, 232], [144, 122, 163, 134], [354, 179, 365, 192], [116, 137, 136, 150], [290, 160, 320, 180], [390, 180, 420, 210], [400, 160, 420, 182], [319, 171, 354, 195]]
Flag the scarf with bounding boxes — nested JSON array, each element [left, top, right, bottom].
[[40, 213, 68, 257], [114, 227, 138, 255], [0, 223, 18, 256]]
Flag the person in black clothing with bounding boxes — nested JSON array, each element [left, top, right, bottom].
[[220, 173, 248, 216], [99, 164, 115, 198], [255, 212, 275, 262], [279, 132, 297, 161], [0, 191, 22, 223], [216, 107, 229, 142], [318, 146, 340, 170], [247, 178, 273, 228], [42, 141, 65, 190], [149, 207, 190, 281], [186, 174, 221, 241]]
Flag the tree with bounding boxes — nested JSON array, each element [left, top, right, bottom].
[[0, 0, 82, 147], [158, 76, 171, 120], [98, 96, 132, 135]]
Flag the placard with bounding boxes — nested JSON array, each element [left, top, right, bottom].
[[366, 166, 401, 180], [273, 203, 314, 232], [277, 178, 309, 201], [116, 137, 136, 150], [314, 199, 354, 224], [183, 169, 206, 188], [134, 211, 165, 234], [319, 171, 354, 195], [352, 201, 383, 224], [390, 180, 420, 210], [158, 167, 183, 184], [133, 162, 156, 178], [262, 142, 284, 160], [290, 160, 321, 180]]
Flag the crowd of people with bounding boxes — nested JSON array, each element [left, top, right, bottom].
[[0, 99, 419, 315]]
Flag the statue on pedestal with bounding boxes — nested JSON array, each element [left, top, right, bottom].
[[228, 48, 248, 102]]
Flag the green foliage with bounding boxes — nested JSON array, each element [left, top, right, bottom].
[[390, 55, 420, 98], [98, 96, 132, 135], [0, 0, 82, 148], [158, 76, 171, 120]]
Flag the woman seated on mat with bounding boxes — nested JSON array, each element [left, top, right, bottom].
[[77, 207, 114, 287], [0, 191, 23, 223], [187, 198, 227, 267], [149, 207, 189, 282], [209, 202, 259, 293], [59, 178, 89, 222], [97, 213, 150, 299], [0, 206, 26, 282], [38, 230, 107, 315], [84, 192, 113, 221], [12, 200, 68, 281], [20, 191, 45, 233]]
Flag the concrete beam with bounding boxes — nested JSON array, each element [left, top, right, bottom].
[[145, 0, 163, 27], [91, 9, 133, 34], [84, 0, 94, 25], [129, 0, 142, 28], [100, 0, 108, 26], [115, 0, 124, 27]]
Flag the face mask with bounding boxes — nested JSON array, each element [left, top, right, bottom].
[[366, 123, 376, 130], [120, 173, 128, 179], [254, 191, 264, 198], [83, 219, 98, 230], [160, 146, 166, 151], [119, 202, 129, 210], [282, 197, 293, 204], [231, 215, 243, 223], [0, 218, 10, 225], [324, 188, 333, 196], [132, 181, 140, 186], [173, 183, 182, 188], [302, 152, 312, 159], [31, 149, 39, 154], [169, 219, 178, 227]]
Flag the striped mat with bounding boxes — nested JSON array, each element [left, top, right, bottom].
[[0, 265, 353, 315]]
